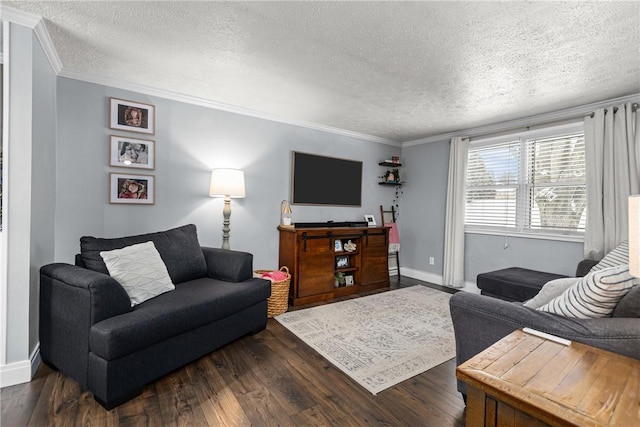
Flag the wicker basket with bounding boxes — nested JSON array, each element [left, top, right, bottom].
[[255, 266, 290, 318]]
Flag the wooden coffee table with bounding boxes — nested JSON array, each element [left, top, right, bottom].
[[456, 329, 639, 427]]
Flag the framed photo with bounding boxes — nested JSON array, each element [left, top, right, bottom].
[[345, 275, 354, 286], [109, 97, 155, 135], [110, 173, 155, 204], [110, 135, 155, 170], [364, 214, 377, 227], [336, 255, 349, 269], [334, 239, 343, 252]]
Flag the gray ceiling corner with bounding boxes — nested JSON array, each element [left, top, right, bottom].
[[4, 1, 640, 142]]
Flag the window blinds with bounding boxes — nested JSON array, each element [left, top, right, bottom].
[[465, 132, 585, 234]]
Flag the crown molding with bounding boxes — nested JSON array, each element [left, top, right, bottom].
[[1, 5, 63, 73], [0, 4, 40, 28], [33, 19, 62, 73], [402, 93, 640, 147], [1, 5, 397, 146], [58, 67, 399, 146]]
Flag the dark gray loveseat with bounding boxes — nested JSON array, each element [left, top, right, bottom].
[[40, 224, 271, 409], [449, 264, 640, 399]]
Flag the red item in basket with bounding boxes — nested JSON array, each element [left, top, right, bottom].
[[261, 271, 288, 282]]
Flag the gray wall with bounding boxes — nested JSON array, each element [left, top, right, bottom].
[[400, 138, 584, 287], [5, 22, 33, 365], [54, 78, 400, 269], [398, 139, 450, 278], [29, 33, 57, 353]]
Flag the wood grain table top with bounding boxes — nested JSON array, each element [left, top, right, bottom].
[[456, 329, 640, 427]]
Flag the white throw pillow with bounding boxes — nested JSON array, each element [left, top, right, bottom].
[[523, 278, 579, 309], [589, 241, 629, 273], [537, 264, 638, 318], [100, 241, 174, 306]]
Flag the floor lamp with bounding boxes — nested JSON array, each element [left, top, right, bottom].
[[209, 169, 245, 250]]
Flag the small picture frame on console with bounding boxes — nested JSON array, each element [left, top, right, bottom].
[[336, 255, 349, 269], [334, 239, 343, 252], [364, 214, 377, 227]]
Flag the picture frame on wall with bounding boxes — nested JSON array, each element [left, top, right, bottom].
[[110, 173, 155, 205], [109, 135, 155, 170], [109, 97, 155, 135]]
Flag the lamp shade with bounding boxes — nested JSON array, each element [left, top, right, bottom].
[[209, 169, 245, 198], [630, 195, 640, 277]]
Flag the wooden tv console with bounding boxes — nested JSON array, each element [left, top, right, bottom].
[[278, 225, 390, 306]]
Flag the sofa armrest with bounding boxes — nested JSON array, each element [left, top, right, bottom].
[[576, 258, 599, 277], [41, 263, 131, 324], [201, 247, 253, 282], [449, 292, 640, 395], [39, 263, 131, 388]]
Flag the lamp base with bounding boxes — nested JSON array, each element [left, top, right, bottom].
[[221, 196, 231, 250]]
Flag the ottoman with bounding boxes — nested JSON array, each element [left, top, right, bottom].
[[476, 267, 568, 302]]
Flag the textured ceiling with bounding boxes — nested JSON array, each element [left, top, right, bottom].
[[4, 1, 640, 142]]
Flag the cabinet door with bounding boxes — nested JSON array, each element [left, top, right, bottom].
[[297, 236, 335, 297], [361, 232, 389, 286]]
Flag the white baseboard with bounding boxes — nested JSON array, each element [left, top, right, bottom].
[[400, 267, 480, 294], [400, 266, 444, 286], [0, 344, 40, 388]]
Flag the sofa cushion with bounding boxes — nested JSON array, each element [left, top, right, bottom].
[[589, 241, 628, 273], [81, 224, 207, 284], [523, 277, 578, 309], [612, 284, 640, 318], [89, 277, 271, 360], [537, 265, 638, 318], [100, 241, 175, 306]]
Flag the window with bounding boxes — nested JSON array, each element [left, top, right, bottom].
[[465, 124, 586, 238]]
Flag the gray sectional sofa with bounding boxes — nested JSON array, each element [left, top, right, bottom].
[[39, 224, 271, 409], [450, 263, 640, 399]]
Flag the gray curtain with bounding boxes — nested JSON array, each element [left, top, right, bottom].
[[584, 103, 640, 260], [443, 137, 469, 287]]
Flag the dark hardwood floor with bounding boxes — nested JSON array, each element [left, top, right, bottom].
[[1, 277, 466, 426]]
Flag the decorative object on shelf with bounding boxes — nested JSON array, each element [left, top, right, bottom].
[[109, 172, 154, 204], [334, 239, 343, 252], [109, 135, 155, 170], [630, 195, 639, 278], [109, 97, 155, 135], [334, 272, 346, 287], [280, 200, 293, 226], [336, 255, 349, 268], [383, 168, 400, 183], [345, 275, 354, 286], [378, 160, 403, 186], [209, 168, 246, 250], [344, 240, 357, 252], [364, 214, 377, 227]]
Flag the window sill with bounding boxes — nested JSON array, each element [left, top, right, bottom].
[[465, 228, 584, 243]]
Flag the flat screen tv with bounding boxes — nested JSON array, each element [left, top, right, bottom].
[[291, 152, 362, 206]]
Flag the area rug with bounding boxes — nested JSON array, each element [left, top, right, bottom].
[[275, 285, 456, 395]]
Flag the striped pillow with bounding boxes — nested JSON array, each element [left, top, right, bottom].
[[589, 241, 629, 273], [537, 264, 638, 318]]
